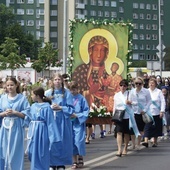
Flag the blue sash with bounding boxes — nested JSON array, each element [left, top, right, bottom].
[[119, 92, 140, 137]]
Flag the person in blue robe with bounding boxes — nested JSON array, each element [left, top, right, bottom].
[[68, 81, 89, 169], [45, 73, 74, 170], [0, 77, 30, 170], [26, 87, 61, 170]]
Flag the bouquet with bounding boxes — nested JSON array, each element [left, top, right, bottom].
[[89, 103, 111, 118]]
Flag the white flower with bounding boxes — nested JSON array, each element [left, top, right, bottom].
[[97, 108, 101, 112], [90, 108, 94, 112]]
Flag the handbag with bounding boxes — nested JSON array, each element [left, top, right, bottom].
[[142, 113, 152, 124], [111, 109, 125, 123], [112, 91, 129, 123]]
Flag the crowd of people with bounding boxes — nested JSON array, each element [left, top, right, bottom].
[[0, 73, 170, 170], [0, 74, 89, 170]]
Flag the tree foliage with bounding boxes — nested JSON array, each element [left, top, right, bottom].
[[164, 46, 170, 71], [0, 4, 41, 59], [32, 42, 62, 76], [0, 37, 27, 75]]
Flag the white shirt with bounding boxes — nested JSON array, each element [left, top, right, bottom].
[[113, 90, 129, 119], [130, 87, 152, 114], [148, 88, 165, 116]]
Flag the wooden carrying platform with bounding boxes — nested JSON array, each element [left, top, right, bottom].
[[86, 117, 112, 124]]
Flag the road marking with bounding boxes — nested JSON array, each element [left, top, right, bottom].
[[66, 150, 134, 170]]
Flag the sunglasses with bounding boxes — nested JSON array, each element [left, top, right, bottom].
[[120, 85, 127, 87], [135, 82, 142, 85]]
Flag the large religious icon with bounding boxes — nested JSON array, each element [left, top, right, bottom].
[[71, 21, 130, 112]]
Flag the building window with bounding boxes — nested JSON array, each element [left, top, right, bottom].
[[17, 0, 24, 3], [98, 11, 103, 17], [152, 54, 157, 60], [90, 10, 96, 16], [140, 24, 144, 29], [133, 3, 138, 9], [146, 34, 151, 40], [140, 13, 144, 19], [17, 20, 24, 26], [133, 23, 138, 29], [146, 45, 150, 50], [160, 10, 164, 15], [152, 34, 157, 40], [111, 1, 116, 7], [40, 31, 44, 37], [111, 11, 117, 18], [17, 9, 24, 15], [119, 7, 124, 13], [153, 14, 157, 20], [140, 3, 144, 9], [161, 20, 164, 25], [51, 0, 57, 5], [152, 24, 157, 30], [146, 14, 151, 20], [27, 0, 34, 3], [152, 4, 157, 10], [161, 30, 164, 35], [133, 44, 138, 50], [152, 45, 156, 50], [119, 0, 124, 2], [37, 9, 44, 15], [52, 42, 58, 48], [27, 9, 34, 15], [146, 4, 151, 10], [10, 0, 15, 3], [27, 20, 34, 26], [38, 20, 44, 26], [50, 32, 57, 38], [98, 0, 103, 6], [105, 11, 109, 17], [140, 34, 144, 40], [146, 24, 151, 30], [133, 34, 138, 40], [39, 0, 44, 3], [133, 13, 138, 19], [160, 0, 164, 5], [146, 55, 151, 60], [91, 0, 96, 5], [51, 10, 57, 16], [50, 21, 57, 27], [105, 1, 109, 6], [140, 44, 144, 50], [139, 54, 145, 60]]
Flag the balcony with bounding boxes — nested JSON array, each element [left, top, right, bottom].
[[75, 14, 85, 19], [76, 3, 85, 9]]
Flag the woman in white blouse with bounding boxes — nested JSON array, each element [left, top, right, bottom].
[[113, 79, 131, 156], [130, 77, 152, 149], [142, 78, 165, 147]]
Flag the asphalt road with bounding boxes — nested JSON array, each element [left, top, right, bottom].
[[24, 125, 170, 170]]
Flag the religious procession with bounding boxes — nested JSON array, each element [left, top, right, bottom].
[[0, 61, 170, 170]]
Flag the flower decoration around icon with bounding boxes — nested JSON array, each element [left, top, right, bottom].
[[89, 103, 111, 118]]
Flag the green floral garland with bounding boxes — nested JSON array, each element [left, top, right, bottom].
[[68, 18, 133, 80]]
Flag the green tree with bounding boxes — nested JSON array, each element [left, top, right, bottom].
[[0, 4, 41, 59], [164, 46, 170, 71], [0, 37, 27, 76], [0, 4, 15, 44], [32, 42, 62, 77]]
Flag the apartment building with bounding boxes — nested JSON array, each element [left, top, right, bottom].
[[2, 0, 170, 66]]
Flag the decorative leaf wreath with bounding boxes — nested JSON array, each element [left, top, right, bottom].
[[68, 18, 133, 80]]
